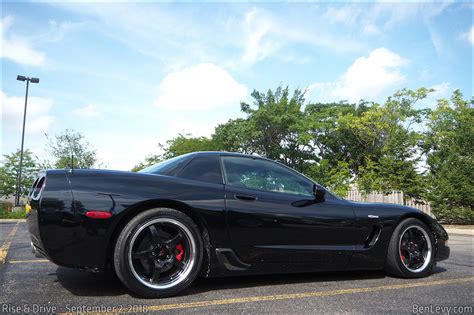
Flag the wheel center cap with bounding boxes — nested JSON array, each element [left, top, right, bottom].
[[153, 246, 169, 259]]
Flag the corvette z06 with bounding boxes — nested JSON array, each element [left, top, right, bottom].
[[26, 152, 449, 297]]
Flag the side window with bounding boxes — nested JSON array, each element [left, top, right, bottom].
[[177, 156, 223, 184], [222, 156, 313, 196]]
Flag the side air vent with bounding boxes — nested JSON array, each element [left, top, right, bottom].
[[364, 225, 382, 248], [215, 248, 251, 271]]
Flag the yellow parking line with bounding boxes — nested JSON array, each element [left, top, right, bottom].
[[146, 276, 474, 312], [8, 259, 50, 264], [0, 222, 20, 264]]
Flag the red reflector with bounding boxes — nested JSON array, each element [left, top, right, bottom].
[[85, 211, 112, 219]]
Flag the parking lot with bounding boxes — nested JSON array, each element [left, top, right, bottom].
[[1, 221, 473, 314]]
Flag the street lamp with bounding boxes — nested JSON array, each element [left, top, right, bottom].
[[15, 75, 40, 206]]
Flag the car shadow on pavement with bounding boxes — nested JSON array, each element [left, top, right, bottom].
[[53, 267, 127, 297], [186, 270, 387, 296], [181, 265, 445, 298], [54, 265, 447, 298], [53, 267, 396, 298]]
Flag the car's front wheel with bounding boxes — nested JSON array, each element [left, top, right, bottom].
[[385, 218, 435, 278], [114, 208, 203, 297]]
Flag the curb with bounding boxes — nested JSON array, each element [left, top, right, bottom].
[[0, 219, 26, 223], [445, 229, 474, 236]]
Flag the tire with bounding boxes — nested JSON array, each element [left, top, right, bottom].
[[114, 208, 203, 298], [385, 218, 435, 278]]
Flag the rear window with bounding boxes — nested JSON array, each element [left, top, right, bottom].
[[139, 154, 192, 176], [177, 155, 223, 184]]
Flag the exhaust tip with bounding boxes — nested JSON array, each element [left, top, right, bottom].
[[30, 241, 44, 258]]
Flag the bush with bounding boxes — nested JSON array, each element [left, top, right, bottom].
[[0, 203, 26, 219], [432, 205, 474, 225]]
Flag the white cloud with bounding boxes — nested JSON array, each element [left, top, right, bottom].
[[308, 48, 408, 103], [93, 134, 163, 171], [0, 16, 46, 67], [460, 26, 474, 45], [72, 104, 101, 118], [372, 1, 452, 29], [241, 8, 280, 66], [322, 5, 381, 36], [43, 20, 88, 43], [429, 82, 451, 99], [237, 7, 365, 67], [166, 120, 219, 138], [427, 24, 444, 56], [323, 5, 360, 26], [1, 91, 55, 134], [53, 3, 365, 70], [322, 2, 452, 40], [362, 23, 381, 36], [154, 63, 247, 111]]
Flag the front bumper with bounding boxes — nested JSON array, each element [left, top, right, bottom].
[[435, 239, 450, 262]]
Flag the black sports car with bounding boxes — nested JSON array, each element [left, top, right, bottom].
[[26, 151, 449, 297]]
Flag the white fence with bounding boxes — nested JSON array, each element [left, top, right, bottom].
[[346, 190, 432, 216]]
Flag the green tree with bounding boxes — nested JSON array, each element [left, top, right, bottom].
[[309, 159, 352, 197], [131, 154, 162, 172], [336, 88, 431, 198], [303, 101, 362, 190], [215, 86, 313, 172], [213, 118, 254, 154], [164, 134, 218, 159], [46, 129, 98, 169], [424, 90, 474, 223], [130, 84, 472, 221], [0, 149, 39, 198]]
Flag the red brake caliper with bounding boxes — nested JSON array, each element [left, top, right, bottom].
[[175, 244, 184, 261]]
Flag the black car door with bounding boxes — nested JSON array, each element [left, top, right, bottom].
[[222, 155, 359, 269]]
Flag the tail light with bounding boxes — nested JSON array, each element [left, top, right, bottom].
[[30, 176, 45, 201]]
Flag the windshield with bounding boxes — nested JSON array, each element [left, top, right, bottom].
[[139, 154, 191, 176]]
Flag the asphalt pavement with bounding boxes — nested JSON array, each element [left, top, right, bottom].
[[0, 221, 473, 314]]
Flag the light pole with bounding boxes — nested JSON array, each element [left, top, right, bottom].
[[15, 75, 40, 206]]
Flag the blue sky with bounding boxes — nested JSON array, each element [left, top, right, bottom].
[[1, 1, 473, 170]]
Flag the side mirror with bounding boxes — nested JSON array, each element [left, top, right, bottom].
[[314, 186, 326, 203], [290, 185, 326, 208]]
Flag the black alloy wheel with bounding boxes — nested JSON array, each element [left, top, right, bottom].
[[398, 225, 432, 273], [385, 218, 435, 278], [114, 208, 203, 298]]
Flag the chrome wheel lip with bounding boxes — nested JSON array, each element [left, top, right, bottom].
[[128, 218, 196, 290], [398, 225, 432, 273]]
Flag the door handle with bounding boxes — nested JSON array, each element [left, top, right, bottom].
[[234, 193, 257, 201]]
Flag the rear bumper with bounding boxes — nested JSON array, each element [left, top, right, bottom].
[[30, 241, 47, 259], [435, 239, 450, 262], [26, 207, 46, 256]]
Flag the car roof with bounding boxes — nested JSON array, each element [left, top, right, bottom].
[[187, 151, 268, 159]]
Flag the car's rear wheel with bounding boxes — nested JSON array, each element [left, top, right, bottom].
[[114, 208, 203, 297], [385, 218, 435, 278]]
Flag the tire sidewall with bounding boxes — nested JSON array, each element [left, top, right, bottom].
[[114, 208, 203, 298]]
